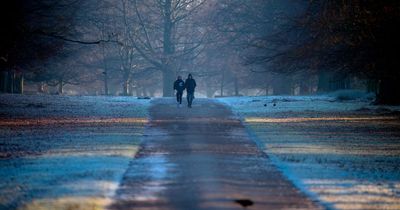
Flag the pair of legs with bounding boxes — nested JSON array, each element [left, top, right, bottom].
[[187, 92, 194, 108], [176, 91, 183, 104]]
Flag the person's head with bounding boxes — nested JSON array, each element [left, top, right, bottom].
[[177, 75, 182, 80], [188, 74, 193, 79]]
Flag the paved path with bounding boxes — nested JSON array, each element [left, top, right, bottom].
[[109, 99, 322, 210]]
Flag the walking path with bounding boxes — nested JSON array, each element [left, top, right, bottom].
[[109, 98, 322, 210]]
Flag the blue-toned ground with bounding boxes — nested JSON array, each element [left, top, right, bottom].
[[1, 93, 400, 210], [0, 94, 150, 210], [218, 94, 400, 210]]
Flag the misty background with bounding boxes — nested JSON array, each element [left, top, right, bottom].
[[1, 0, 399, 104]]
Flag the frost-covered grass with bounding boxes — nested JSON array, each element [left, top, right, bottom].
[[0, 94, 150, 210], [218, 95, 400, 210], [0, 94, 149, 118], [218, 95, 361, 118], [218, 95, 400, 118]]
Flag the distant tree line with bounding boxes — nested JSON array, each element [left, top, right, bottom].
[[214, 0, 399, 104], [0, 0, 398, 104]]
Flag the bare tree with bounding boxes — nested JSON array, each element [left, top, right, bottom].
[[116, 0, 210, 96]]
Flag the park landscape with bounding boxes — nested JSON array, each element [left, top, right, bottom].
[[1, 93, 399, 209], [1, 1, 400, 210]]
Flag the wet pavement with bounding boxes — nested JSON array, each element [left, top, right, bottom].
[[109, 98, 322, 210]]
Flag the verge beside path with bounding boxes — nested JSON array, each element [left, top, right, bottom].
[[109, 98, 322, 210]]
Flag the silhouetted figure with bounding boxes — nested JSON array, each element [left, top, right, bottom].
[[234, 199, 254, 208], [185, 74, 196, 108], [173, 76, 185, 106]]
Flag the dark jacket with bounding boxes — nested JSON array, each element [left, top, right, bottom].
[[185, 78, 196, 93], [173, 79, 185, 92]]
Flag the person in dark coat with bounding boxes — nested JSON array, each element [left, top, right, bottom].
[[185, 74, 196, 108], [173, 76, 185, 106]]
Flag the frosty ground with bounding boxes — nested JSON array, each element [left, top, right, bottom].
[[1, 93, 400, 210], [0, 95, 149, 210], [218, 93, 400, 210]]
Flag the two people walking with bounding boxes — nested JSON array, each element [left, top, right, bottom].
[[173, 74, 196, 108]]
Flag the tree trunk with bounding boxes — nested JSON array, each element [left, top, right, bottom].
[[10, 70, 15, 93], [129, 81, 133, 96], [330, 73, 350, 90], [162, 69, 174, 97], [206, 85, 214, 98], [161, 0, 175, 97], [220, 81, 224, 97], [101, 40, 109, 96], [17, 74, 24, 94], [0, 71, 7, 92], [104, 72, 109, 96], [123, 78, 130, 96], [234, 77, 239, 96], [220, 69, 225, 97], [58, 80, 63, 94], [317, 72, 330, 93], [38, 82, 45, 93], [143, 87, 148, 97]]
